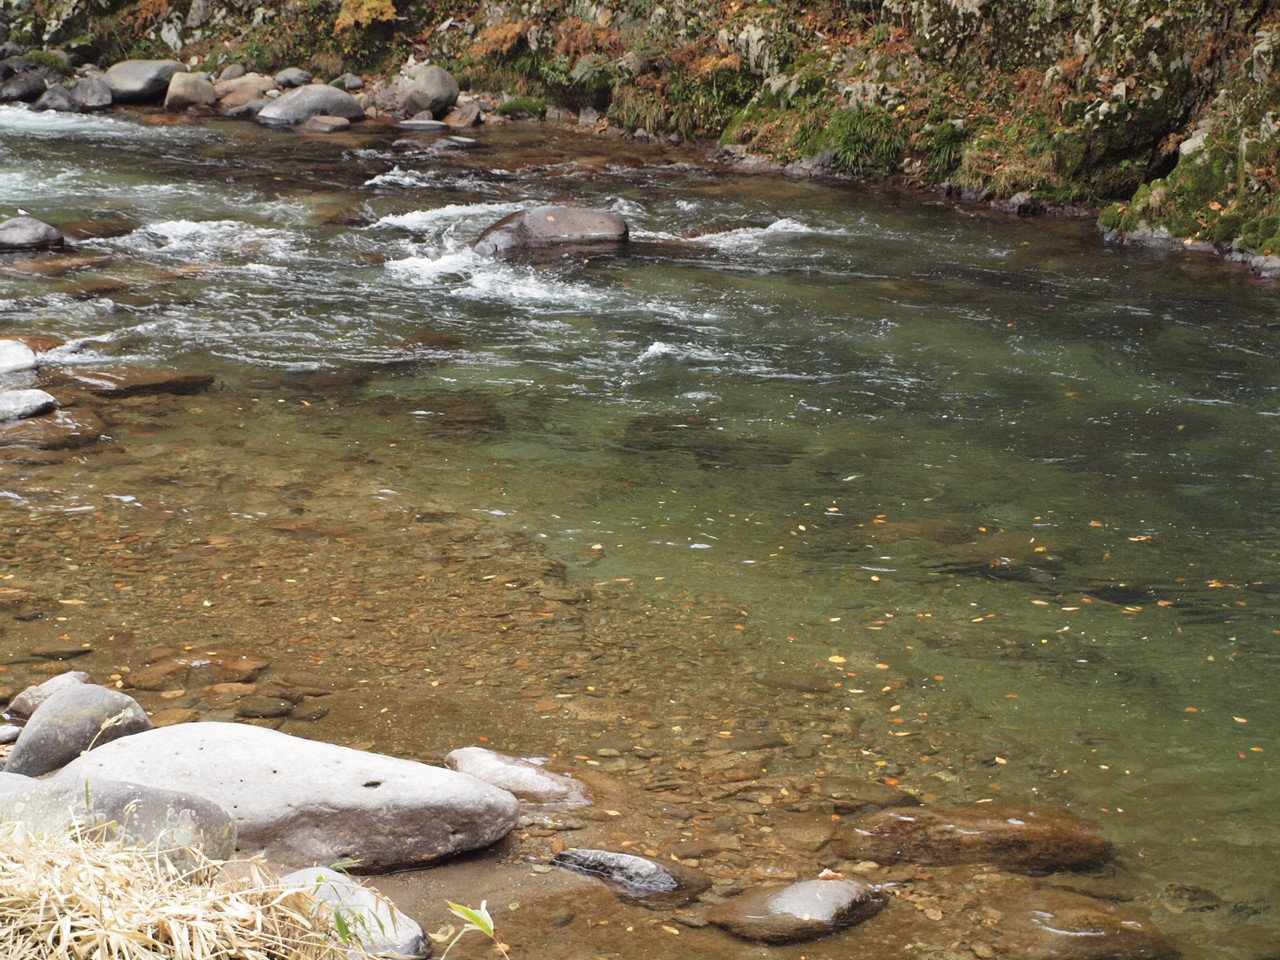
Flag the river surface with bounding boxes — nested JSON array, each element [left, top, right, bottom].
[[1, 104, 1277, 959]]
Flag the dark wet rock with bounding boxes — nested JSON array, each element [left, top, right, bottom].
[[975, 878, 1177, 960], [125, 649, 269, 691], [67, 76, 111, 110], [31, 84, 77, 111], [442, 101, 481, 128], [445, 746, 592, 810], [474, 205, 628, 259], [832, 802, 1114, 874], [224, 99, 268, 120], [0, 408, 105, 450], [33, 641, 92, 660], [53, 722, 521, 871], [235, 695, 294, 719], [0, 390, 58, 422], [5, 684, 151, 777], [5, 671, 93, 721], [0, 216, 63, 251], [61, 368, 214, 397], [165, 71, 217, 110], [60, 216, 138, 240], [300, 114, 350, 134], [281, 867, 429, 959], [257, 84, 365, 125], [0, 340, 38, 374], [5, 777, 236, 866], [104, 59, 185, 103], [274, 66, 312, 88], [817, 775, 920, 814], [401, 63, 458, 118], [707, 877, 885, 943], [0, 71, 45, 102], [552, 848, 711, 904]]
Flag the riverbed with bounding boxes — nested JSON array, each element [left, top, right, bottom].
[[1, 104, 1277, 959]]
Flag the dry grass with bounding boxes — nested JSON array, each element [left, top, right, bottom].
[[0, 822, 364, 960]]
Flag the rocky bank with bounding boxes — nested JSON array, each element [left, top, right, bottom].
[[1, 0, 1279, 274]]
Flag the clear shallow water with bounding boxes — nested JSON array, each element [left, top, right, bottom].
[[2, 105, 1278, 957]]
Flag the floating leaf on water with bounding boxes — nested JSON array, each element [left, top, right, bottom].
[[828, 655, 847, 664]]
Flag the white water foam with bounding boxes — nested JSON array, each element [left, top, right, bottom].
[[691, 217, 820, 252], [375, 202, 522, 232], [123, 219, 296, 260]]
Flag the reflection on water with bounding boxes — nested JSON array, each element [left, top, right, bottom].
[[1, 105, 1278, 959]]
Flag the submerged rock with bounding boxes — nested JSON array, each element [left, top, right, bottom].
[[281, 867, 429, 959], [473, 205, 629, 258], [257, 84, 365, 125], [832, 802, 1114, 874], [52, 722, 521, 871], [0, 216, 63, 251], [552, 848, 710, 904], [707, 877, 884, 943], [104, 59, 186, 103], [445, 746, 591, 809], [4, 684, 152, 777], [57, 368, 214, 398], [0, 409, 105, 450]]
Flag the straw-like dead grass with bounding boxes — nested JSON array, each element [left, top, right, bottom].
[[0, 821, 366, 960]]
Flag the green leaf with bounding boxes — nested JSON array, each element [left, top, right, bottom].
[[446, 900, 494, 938]]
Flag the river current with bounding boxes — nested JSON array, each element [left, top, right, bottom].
[[1, 105, 1277, 959]]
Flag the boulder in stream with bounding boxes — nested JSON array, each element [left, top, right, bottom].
[[552, 848, 711, 905], [51, 721, 521, 871], [400, 63, 458, 118], [832, 801, 1114, 874], [104, 59, 186, 103], [165, 71, 217, 110], [0, 216, 63, 251], [256, 84, 365, 125], [0, 389, 59, 422], [445, 746, 592, 809], [0, 339, 39, 374], [4, 684, 152, 777], [473, 205, 629, 258], [706, 877, 884, 943]]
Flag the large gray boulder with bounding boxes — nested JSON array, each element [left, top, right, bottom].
[[67, 76, 112, 110], [0, 389, 58, 422], [0, 72, 45, 102], [401, 64, 458, 118], [473, 205, 629, 258], [104, 59, 186, 103], [256, 83, 365, 125], [164, 71, 217, 110], [281, 867, 429, 959], [1, 777, 236, 866], [445, 746, 591, 810], [215, 72, 278, 110], [0, 216, 63, 251], [52, 722, 521, 871], [31, 84, 76, 112], [4, 684, 152, 777]]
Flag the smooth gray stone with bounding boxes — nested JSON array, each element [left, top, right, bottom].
[[217, 63, 246, 81], [6, 671, 93, 720], [707, 878, 884, 943], [473, 205, 628, 258], [68, 76, 112, 109], [274, 66, 312, 88], [31, 84, 77, 111], [0, 389, 58, 421], [53, 722, 521, 871], [103, 59, 185, 102], [445, 746, 591, 809], [0, 770, 32, 799], [0, 72, 44, 102], [0, 341, 38, 375], [164, 71, 217, 109], [256, 84, 364, 125], [281, 867, 429, 958], [401, 64, 457, 118], [552, 848, 710, 904], [5, 684, 151, 777], [0, 216, 63, 251], [0, 725, 21, 745], [3, 777, 236, 866]]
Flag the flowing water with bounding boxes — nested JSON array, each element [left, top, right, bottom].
[[1, 105, 1278, 959]]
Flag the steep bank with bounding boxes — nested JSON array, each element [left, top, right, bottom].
[[2, 0, 1277, 272]]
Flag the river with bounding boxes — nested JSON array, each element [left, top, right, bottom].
[[1, 104, 1277, 959]]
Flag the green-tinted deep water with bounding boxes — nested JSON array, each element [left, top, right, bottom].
[[1, 106, 1277, 959]]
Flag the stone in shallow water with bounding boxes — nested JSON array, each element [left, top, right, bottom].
[[6, 671, 94, 721], [473, 205, 628, 259], [60, 368, 215, 398], [551, 848, 710, 905], [104, 59, 186, 103], [257, 84, 364, 125], [280, 867, 428, 959], [832, 802, 1114, 874], [51, 722, 521, 871], [707, 877, 884, 943], [5, 684, 152, 777], [445, 746, 591, 809], [0, 409, 106, 450], [0, 389, 57, 422], [0, 217, 63, 251]]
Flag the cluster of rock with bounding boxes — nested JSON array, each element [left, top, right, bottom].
[[0, 48, 486, 133], [0, 334, 215, 454], [0, 668, 1177, 957]]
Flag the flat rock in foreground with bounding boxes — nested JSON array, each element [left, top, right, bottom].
[[473, 205, 628, 258], [52, 722, 520, 871]]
